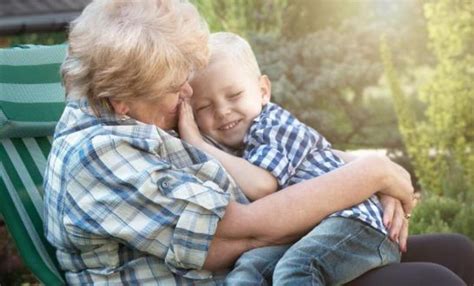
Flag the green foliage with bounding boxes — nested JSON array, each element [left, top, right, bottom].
[[252, 21, 403, 149], [281, 0, 431, 67], [420, 0, 474, 195], [191, 0, 431, 151], [382, 0, 473, 197], [380, 36, 434, 188], [281, 0, 363, 38], [382, 0, 473, 237], [410, 195, 460, 234], [410, 195, 474, 239], [6, 32, 66, 46], [192, 0, 286, 35]]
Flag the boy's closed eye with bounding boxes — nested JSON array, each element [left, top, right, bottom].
[[228, 91, 243, 99], [196, 103, 211, 112]]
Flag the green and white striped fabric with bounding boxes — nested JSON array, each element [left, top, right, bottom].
[[0, 44, 67, 138], [0, 44, 67, 285]]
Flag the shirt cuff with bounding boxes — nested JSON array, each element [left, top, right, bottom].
[[165, 205, 221, 279], [163, 180, 230, 278]]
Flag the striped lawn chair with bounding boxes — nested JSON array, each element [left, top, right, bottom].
[[0, 44, 67, 285]]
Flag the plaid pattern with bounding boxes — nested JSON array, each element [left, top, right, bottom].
[[44, 99, 248, 285], [243, 103, 386, 234]]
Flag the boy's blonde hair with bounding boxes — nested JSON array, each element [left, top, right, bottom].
[[61, 0, 209, 114], [209, 32, 261, 78]]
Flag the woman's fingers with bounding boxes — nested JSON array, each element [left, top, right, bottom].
[[379, 195, 395, 229], [379, 193, 410, 251], [388, 199, 410, 253], [178, 101, 189, 132], [180, 99, 192, 120], [373, 157, 412, 251], [399, 217, 409, 252], [388, 160, 414, 215], [401, 200, 414, 220], [376, 156, 414, 213], [389, 200, 404, 243], [178, 100, 202, 145]]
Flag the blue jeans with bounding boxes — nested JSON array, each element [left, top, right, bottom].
[[226, 217, 400, 286]]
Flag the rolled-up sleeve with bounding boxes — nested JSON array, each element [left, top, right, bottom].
[[63, 137, 232, 279], [158, 175, 230, 277]]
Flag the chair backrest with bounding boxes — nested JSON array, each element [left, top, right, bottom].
[[0, 44, 67, 285]]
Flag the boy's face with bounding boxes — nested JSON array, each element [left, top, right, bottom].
[[190, 56, 270, 148]]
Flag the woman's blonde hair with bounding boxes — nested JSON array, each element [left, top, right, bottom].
[[61, 0, 209, 114], [209, 32, 261, 78]]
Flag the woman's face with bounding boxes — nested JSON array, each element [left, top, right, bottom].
[[121, 79, 193, 130]]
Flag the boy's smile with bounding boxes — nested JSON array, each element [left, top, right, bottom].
[[218, 119, 242, 131], [190, 55, 271, 148]]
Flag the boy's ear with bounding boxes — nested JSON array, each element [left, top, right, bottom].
[[259, 75, 271, 105], [109, 99, 130, 115]]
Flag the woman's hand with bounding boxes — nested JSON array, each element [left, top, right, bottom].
[[334, 150, 413, 250], [374, 155, 415, 216], [379, 194, 409, 252], [178, 100, 205, 147]]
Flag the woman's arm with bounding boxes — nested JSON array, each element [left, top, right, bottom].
[[179, 101, 278, 200], [203, 154, 414, 271], [334, 149, 411, 251], [333, 149, 358, 162]]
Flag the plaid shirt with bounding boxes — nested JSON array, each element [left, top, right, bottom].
[[243, 103, 387, 234], [44, 99, 248, 285]]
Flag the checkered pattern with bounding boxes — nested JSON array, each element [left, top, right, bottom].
[[243, 103, 386, 234], [44, 99, 247, 285]]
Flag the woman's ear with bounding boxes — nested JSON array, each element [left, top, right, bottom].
[[259, 75, 272, 105], [109, 99, 130, 115]]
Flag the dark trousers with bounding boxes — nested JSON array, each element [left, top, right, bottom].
[[348, 233, 474, 286]]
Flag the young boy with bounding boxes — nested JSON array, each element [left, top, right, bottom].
[[179, 32, 401, 285]]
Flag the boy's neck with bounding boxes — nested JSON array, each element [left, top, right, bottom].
[[203, 135, 244, 156]]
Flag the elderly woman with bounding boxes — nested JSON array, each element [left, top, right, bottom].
[[44, 0, 473, 285]]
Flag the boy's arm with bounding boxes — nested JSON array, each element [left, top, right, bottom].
[[195, 141, 278, 200], [179, 101, 278, 200]]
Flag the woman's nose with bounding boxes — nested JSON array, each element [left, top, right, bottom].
[[180, 82, 193, 99]]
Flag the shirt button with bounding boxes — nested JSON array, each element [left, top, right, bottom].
[[160, 177, 173, 190]]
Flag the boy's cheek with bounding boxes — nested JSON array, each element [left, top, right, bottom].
[[196, 118, 211, 133], [194, 116, 204, 128]]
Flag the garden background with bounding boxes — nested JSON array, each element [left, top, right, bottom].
[[1, 0, 472, 284]]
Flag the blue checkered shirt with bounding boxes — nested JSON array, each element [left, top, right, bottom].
[[242, 103, 387, 234], [44, 99, 248, 285]]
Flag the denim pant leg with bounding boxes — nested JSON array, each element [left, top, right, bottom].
[[225, 245, 290, 286], [273, 217, 401, 286]]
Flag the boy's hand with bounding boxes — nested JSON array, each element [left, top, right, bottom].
[[178, 100, 205, 147]]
